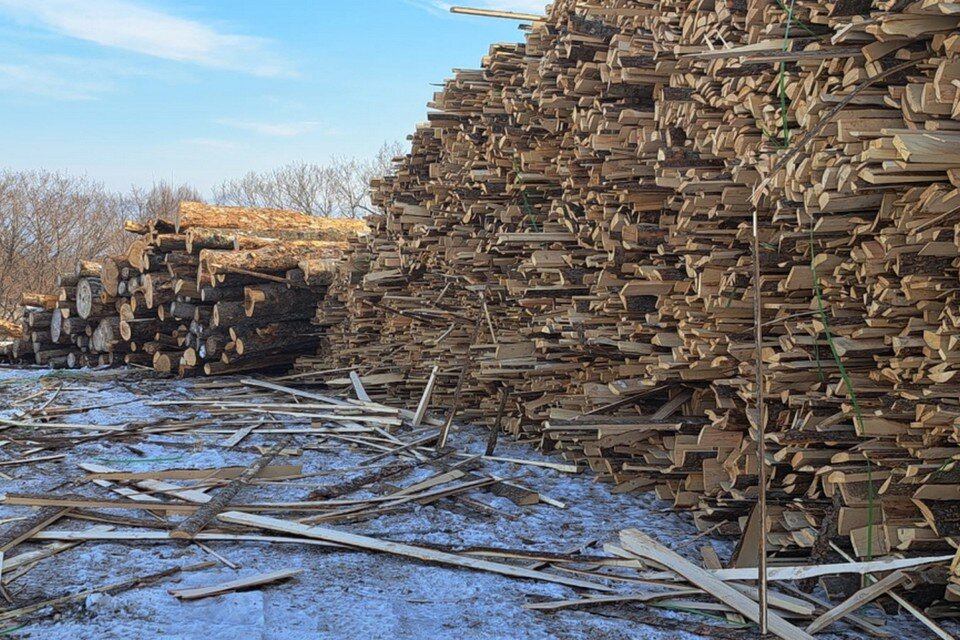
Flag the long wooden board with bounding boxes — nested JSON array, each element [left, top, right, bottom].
[[219, 511, 613, 592], [619, 529, 814, 640]]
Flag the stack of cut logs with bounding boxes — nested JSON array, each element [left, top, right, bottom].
[[1, 202, 365, 375], [299, 0, 960, 610]]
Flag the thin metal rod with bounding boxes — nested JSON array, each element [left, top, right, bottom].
[[450, 6, 543, 21], [751, 209, 769, 634]]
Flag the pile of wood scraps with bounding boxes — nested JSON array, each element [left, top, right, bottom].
[[293, 0, 960, 615], [1, 371, 954, 638]]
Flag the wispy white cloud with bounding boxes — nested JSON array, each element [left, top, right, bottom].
[[181, 137, 243, 150], [0, 0, 294, 77], [406, 0, 547, 16], [401, 0, 448, 17], [0, 51, 138, 100], [214, 119, 328, 138], [0, 61, 103, 100]]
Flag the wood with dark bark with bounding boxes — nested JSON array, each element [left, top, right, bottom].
[[170, 436, 294, 539]]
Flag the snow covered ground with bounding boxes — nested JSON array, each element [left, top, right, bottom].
[[0, 367, 953, 639]]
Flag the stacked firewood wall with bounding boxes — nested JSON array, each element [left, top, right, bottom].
[[2, 202, 366, 376], [304, 0, 960, 606]]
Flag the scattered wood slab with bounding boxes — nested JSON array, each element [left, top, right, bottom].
[[82, 465, 302, 482], [171, 436, 294, 540], [168, 568, 303, 600], [0, 506, 72, 554], [0, 561, 216, 623], [619, 529, 814, 640], [806, 570, 908, 634]]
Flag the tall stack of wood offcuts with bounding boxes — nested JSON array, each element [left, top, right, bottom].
[[1, 202, 366, 375], [305, 0, 960, 607]]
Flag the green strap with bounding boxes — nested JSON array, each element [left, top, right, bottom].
[[808, 219, 876, 561], [777, 0, 873, 562], [777, 0, 797, 147], [512, 156, 541, 232]]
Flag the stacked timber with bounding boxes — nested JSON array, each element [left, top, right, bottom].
[[123, 203, 364, 376], [1, 202, 366, 376], [303, 0, 960, 609], [8, 292, 70, 366]]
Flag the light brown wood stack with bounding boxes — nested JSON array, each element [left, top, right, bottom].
[[301, 0, 960, 611]]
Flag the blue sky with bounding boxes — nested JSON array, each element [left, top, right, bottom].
[[0, 0, 545, 194]]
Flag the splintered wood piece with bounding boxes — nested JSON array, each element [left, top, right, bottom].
[[619, 529, 814, 640], [485, 386, 508, 457], [32, 530, 344, 550], [806, 571, 908, 634], [168, 569, 303, 600], [522, 588, 702, 611], [0, 507, 71, 554], [412, 365, 439, 427], [780, 585, 889, 637], [83, 465, 301, 482], [830, 543, 954, 640], [308, 459, 420, 500], [469, 454, 579, 474], [299, 476, 495, 524], [349, 371, 371, 402], [220, 422, 261, 449], [437, 316, 483, 450], [241, 379, 444, 427], [171, 436, 294, 539], [449, 6, 543, 21], [219, 511, 614, 592], [708, 555, 953, 582], [3, 525, 115, 585]]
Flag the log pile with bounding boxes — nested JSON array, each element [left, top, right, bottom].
[[2, 294, 63, 365], [300, 0, 960, 610], [2, 202, 366, 375]]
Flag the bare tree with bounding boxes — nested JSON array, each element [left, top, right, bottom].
[[214, 162, 337, 216], [341, 141, 406, 217], [367, 140, 406, 178], [0, 170, 133, 319], [214, 141, 406, 218], [328, 156, 369, 218], [124, 180, 203, 221], [273, 162, 337, 216]]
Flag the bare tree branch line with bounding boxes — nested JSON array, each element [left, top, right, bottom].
[[0, 141, 405, 320], [213, 142, 404, 217]]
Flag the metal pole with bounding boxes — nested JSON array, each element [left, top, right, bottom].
[[751, 209, 769, 634]]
